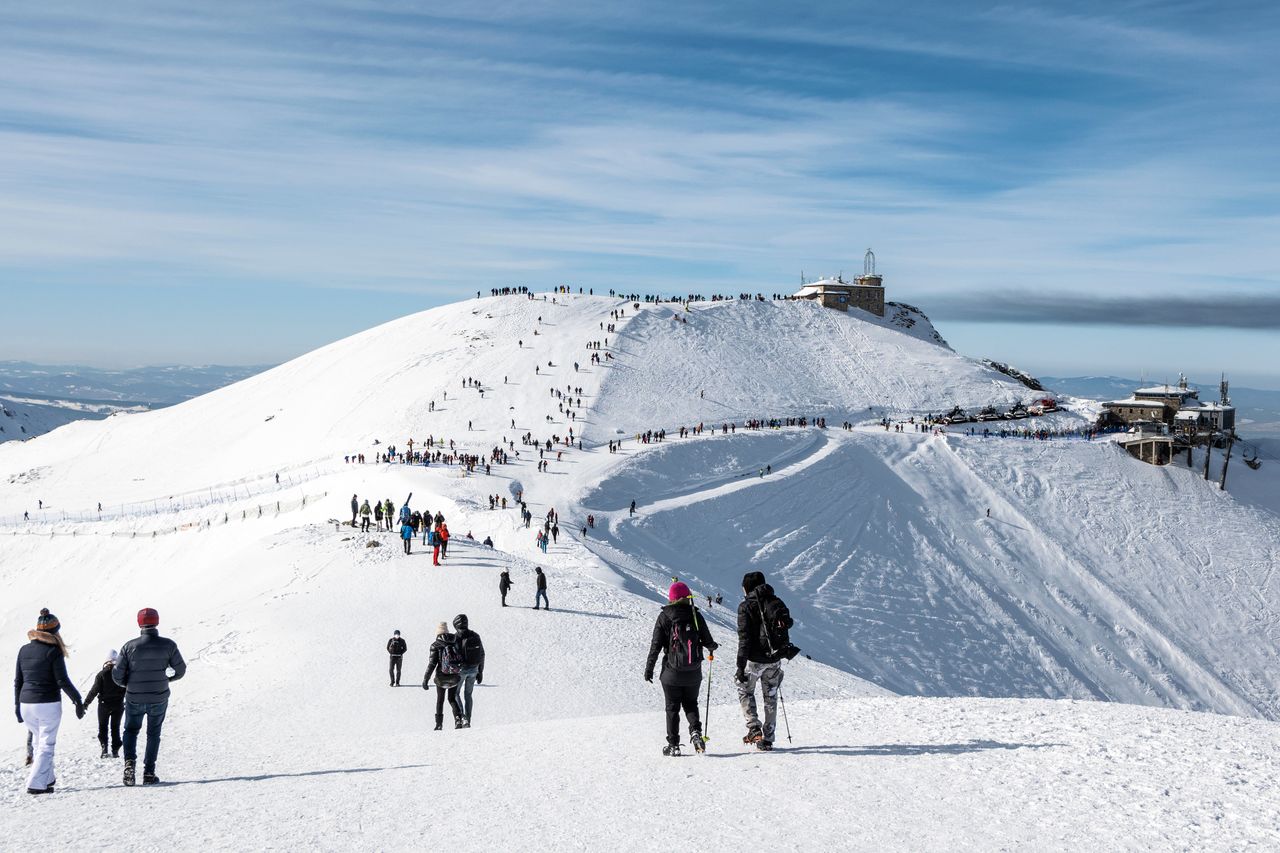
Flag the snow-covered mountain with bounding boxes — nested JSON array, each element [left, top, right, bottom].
[[3, 294, 1277, 848]]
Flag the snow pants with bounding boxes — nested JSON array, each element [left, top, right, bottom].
[[736, 661, 783, 742], [98, 700, 123, 752], [389, 655, 403, 686], [661, 681, 702, 746], [21, 701, 61, 792], [123, 699, 168, 774]]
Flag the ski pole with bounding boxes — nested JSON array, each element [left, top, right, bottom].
[[779, 688, 792, 744], [703, 654, 713, 743]]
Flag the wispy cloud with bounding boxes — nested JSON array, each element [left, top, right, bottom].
[[929, 292, 1280, 329]]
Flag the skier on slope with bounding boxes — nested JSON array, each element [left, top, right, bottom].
[[421, 622, 465, 730], [386, 630, 407, 686], [452, 615, 485, 727], [735, 572, 799, 751], [82, 649, 126, 758], [14, 609, 85, 795], [499, 570, 513, 606], [644, 582, 717, 756], [114, 608, 186, 785]]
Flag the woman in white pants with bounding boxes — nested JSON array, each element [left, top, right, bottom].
[[14, 609, 84, 795]]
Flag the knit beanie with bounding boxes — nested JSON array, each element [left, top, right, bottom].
[[107, 649, 119, 663], [742, 571, 766, 594], [437, 621, 448, 636], [36, 608, 59, 633], [137, 607, 160, 628], [668, 581, 692, 602], [453, 614, 469, 630]]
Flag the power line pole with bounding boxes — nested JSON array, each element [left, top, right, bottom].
[[1220, 434, 1235, 491], [1203, 432, 1213, 481]]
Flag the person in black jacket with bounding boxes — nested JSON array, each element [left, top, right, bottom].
[[83, 650, 126, 758], [387, 631, 407, 686], [452, 614, 485, 726], [644, 582, 717, 756], [735, 571, 793, 751], [534, 567, 549, 610], [114, 607, 186, 787], [499, 570, 513, 606], [421, 623, 464, 730], [14, 608, 84, 795]]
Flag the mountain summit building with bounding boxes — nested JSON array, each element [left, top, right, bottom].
[[795, 249, 885, 316]]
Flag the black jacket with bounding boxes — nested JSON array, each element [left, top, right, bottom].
[[455, 628, 485, 679], [114, 629, 187, 704], [84, 663, 126, 708], [14, 635, 82, 708], [422, 633, 458, 686], [645, 602, 717, 687], [535, 571, 547, 591], [387, 637, 407, 656], [737, 585, 784, 668], [499, 572, 513, 592]]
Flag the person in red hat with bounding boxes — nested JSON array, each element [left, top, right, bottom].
[[643, 581, 717, 756], [113, 607, 186, 786]]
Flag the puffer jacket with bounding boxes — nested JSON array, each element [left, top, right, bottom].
[[84, 662, 127, 708], [14, 634, 82, 707], [113, 629, 187, 704]]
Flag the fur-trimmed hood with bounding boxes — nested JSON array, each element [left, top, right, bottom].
[[27, 629, 68, 656]]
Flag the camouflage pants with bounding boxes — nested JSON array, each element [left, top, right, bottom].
[[737, 661, 784, 742]]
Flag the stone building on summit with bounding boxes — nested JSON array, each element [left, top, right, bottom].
[[795, 249, 885, 317]]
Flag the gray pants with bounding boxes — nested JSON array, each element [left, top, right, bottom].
[[459, 666, 479, 722], [737, 661, 784, 742]]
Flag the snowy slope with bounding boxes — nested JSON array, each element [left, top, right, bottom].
[[3, 293, 1279, 848], [0, 396, 130, 444]]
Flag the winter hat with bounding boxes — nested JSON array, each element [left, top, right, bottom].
[[36, 608, 59, 633], [107, 649, 119, 663], [393, 630, 401, 637], [742, 571, 766, 594], [453, 614, 469, 630], [137, 607, 160, 628], [668, 581, 692, 603], [436, 621, 448, 636]]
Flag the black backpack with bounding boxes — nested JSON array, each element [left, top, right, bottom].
[[458, 631, 484, 667], [665, 608, 705, 672], [756, 592, 798, 659]]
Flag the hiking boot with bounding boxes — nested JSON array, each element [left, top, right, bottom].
[[662, 743, 682, 757], [743, 727, 763, 744], [112, 747, 120, 758], [143, 773, 160, 786], [101, 744, 109, 759], [454, 715, 465, 729], [691, 732, 706, 753], [433, 714, 443, 731], [27, 787, 51, 795], [123, 759, 136, 787], [25, 755, 32, 767], [756, 740, 774, 751]]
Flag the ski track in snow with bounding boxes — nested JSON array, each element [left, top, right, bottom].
[[1, 294, 1279, 849]]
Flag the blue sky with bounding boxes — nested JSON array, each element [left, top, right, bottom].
[[1, 1, 1278, 387]]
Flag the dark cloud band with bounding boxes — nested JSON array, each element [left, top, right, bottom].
[[928, 292, 1280, 329]]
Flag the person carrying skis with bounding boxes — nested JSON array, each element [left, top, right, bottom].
[[421, 623, 465, 730], [735, 571, 798, 751], [387, 631, 407, 686], [114, 607, 187, 786], [452, 615, 485, 726], [533, 567, 549, 610], [14, 609, 85, 795], [499, 570, 513, 606], [400, 519, 414, 555], [360, 499, 372, 532], [644, 582, 717, 756], [83, 649, 126, 758]]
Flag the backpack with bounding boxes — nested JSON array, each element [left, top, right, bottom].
[[755, 592, 797, 659], [665, 608, 704, 672], [438, 638, 463, 675], [458, 631, 484, 667]]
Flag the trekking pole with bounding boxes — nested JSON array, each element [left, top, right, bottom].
[[703, 654, 713, 744], [779, 688, 792, 744]]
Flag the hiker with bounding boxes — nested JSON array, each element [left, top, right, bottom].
[[534, 567, 549, 610], [14, 609, 84, 795], [438, 523, 450, 559], [630, 500, 636, 517], [452, 615, 485, 726], [400, 519, 414, 554], [387, 630, 407, 686], [499, 570, 513, 606], [83, 649, 126, 758], [374, 501, 384, 528], [421, 622, 464, 730], [360, 499, 372, 532], [350, 494, 359, 526], [644, 582, 717, 756], [384, 500, 395, 532], [114, 608, 187, 786], [483, 535, 494, 548], [735, 572, 798, 751]]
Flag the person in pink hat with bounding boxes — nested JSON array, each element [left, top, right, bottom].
[[643, 581, 718, 756]]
